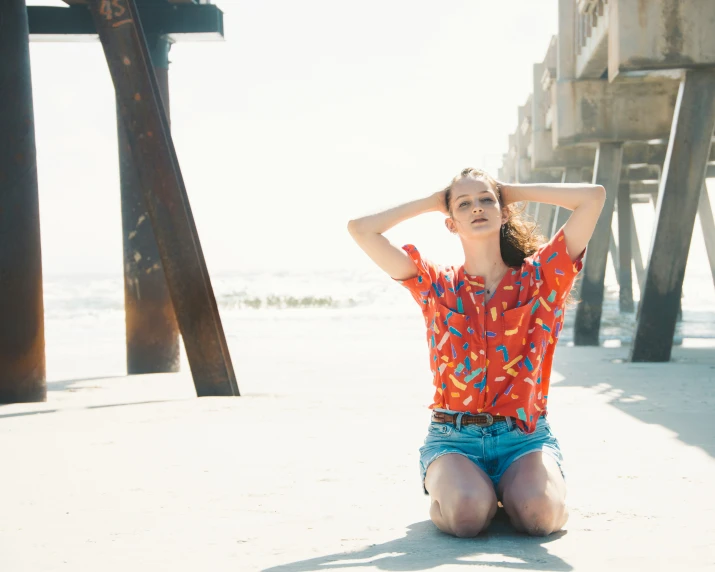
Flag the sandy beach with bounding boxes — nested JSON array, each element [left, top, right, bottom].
[[2, 313, 714, 571], [7, 1, 715, 569]]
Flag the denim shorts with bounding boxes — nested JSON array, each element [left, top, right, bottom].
[[419, 411, 565, 496]]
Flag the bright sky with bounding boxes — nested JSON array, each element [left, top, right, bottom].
[[28, 0, 558, 275]]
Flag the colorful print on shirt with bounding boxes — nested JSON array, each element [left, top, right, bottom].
[[395, 228, 584, 434]]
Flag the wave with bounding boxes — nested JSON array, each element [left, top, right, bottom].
[[40, 271, 715, 330], [217, 292, 359, 310]]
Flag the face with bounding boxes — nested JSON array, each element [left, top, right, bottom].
[[446, 177, 507, 237]]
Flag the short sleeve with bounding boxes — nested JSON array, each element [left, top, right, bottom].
[[531, 228, 585, 299], [393, 244, 440, 307]]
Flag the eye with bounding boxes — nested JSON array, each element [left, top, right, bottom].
[[459, 201, 470, 208], [481, 197, 495, 204]]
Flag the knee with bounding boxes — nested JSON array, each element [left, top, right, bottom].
[[512, 495, 567, 537], [442, 491, 497, 538]]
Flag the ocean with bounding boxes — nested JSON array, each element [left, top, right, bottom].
[[43, 250, 715, 384]]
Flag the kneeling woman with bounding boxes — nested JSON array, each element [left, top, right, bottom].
[[348, 168, 604, 537]]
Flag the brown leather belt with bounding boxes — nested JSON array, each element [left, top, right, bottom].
[[431, 411, 508, 427]]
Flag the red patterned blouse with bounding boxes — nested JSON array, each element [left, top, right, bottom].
[[396, 228, 584, 433]]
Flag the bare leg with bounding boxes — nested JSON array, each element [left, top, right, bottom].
[[424, 453, 498, 537], [498, 451, 568, 536]]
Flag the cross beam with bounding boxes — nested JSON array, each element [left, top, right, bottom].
[[28, 4, 223, 41]]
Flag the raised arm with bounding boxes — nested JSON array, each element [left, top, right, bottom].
[[347, 192, 446, 280], [500, 182, 606, 261]]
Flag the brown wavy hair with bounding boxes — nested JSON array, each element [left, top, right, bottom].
[[443, 167, 545, 267]]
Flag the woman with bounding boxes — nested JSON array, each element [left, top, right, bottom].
[[347, 168, 604, 538]]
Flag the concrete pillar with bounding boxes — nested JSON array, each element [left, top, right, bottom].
[[631, 70, 715, 362], [535, 203, 555, 237], [117, 34, 180, 374], [526, 202, 538, 220], [574, 142, 623, 346], [608, 229, 620, 280], [551, 206, 571, 237], [630, 204, 645, 293], [698, 181, 715, 290], [644, 187, 683, 320], [551, 167, 581, 236], [617, 181, 634, 312], [0, 0, 46, 403]]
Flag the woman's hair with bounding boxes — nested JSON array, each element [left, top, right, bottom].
[[443, 167, 544, 267]]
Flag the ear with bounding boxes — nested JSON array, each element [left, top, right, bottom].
[[444, 217, 456, 234], [500, 207, 510, 226]]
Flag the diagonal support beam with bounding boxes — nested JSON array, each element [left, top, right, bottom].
[[574, 142, 623, 345], [551, 167, 582, 237], [88, 0, 238, 396], [631, 70, 715, 362]]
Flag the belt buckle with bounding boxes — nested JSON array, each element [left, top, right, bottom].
[[475, 413, 494, 427]]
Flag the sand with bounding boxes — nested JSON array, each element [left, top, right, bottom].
[[1, 315, 714, 571]]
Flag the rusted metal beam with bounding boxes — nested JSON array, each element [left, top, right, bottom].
[[0, 0, 46, 403], [88, 0, 238, 396], [119, 34, 179, 375]]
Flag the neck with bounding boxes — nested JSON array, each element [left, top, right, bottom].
[[461, 234, 507, 284]]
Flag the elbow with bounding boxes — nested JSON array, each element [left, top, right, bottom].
[[348, 217, 384, 238], [347, 218, 366, 237], [594, 185, 606, 203], [582, 185, 606, 208], [572, 186, 605, 214], [347, 218, 360, 236]]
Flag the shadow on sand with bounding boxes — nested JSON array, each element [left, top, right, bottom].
[[263, 517, 571, 572], [0, 399, 178, 419], [556, 346, 715, 458]]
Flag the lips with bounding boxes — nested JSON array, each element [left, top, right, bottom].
[[471, 217, 487, 223]]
